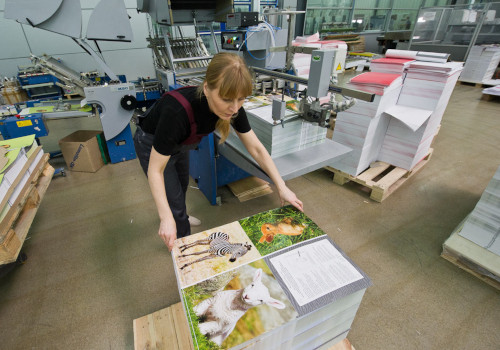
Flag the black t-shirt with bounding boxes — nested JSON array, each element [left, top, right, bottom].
[[140, 86, 251, 155]]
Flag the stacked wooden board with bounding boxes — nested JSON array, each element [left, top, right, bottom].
[[227, 176, 273, 202], [0, 135, 54, 264], [171, 206, 371, 350], [133, 302, 358, 350]]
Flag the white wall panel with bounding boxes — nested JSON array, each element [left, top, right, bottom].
[[0, 1, 155, 82], [23, 24, 85, 55], [0, 58, 34, 78], [86, 10, 150, 50], [0, 20, 31, 59], [102, 48, 155, 79]]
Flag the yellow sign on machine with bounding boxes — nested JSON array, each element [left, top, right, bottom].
[[16, 120, 33, 127]]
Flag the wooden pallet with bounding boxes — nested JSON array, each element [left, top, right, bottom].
[[442, 248, 500, 291], [0, 154, 54, 265], [458, 81, 495, 88], [441, 218, 500, 291], [64, 93, 83, 100], [481, 94, 500, 102], [326, 150, 433, 202], [133, 303, 356, 350]]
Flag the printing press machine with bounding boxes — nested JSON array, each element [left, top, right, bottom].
[[189, 50, 374, 204], [2, 0, 149, 164], [4, 0, 375, 205], [138, 1, 376, 204]]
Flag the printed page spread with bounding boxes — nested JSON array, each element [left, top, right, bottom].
[[171, 206, 371, 350]]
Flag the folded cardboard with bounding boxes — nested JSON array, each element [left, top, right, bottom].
[[59, 130, 104, 172]]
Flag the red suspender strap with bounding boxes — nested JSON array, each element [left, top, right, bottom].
[[165, 88, 198, 145]]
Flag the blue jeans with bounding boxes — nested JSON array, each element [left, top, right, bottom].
[[133, 126, 191, 237]]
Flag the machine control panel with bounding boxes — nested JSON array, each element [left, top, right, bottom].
[[221, 31, 246, 50]]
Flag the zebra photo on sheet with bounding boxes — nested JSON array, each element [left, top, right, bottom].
[[178, 232, 253, 270]]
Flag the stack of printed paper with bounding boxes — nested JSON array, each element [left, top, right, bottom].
[[377, 61, 463, 170], [369, 57, 414, 75], [459, 45, 500, 84], [0, 135, 44, 222], [482, 85, 500, 97], [172, 206, 371, 350], [346, 72, 403, 96], [458, 165, 500, 256], [330, 72, 402, 176], [245, 105, 327, 158]]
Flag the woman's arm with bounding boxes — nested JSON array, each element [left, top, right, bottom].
[[148, 146, 177, 250], [236, 130, 303, 211]]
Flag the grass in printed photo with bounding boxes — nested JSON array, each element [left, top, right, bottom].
[[239, 205, 326, 256]]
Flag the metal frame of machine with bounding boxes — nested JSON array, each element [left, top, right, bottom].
[[3, 0, 138, 164]]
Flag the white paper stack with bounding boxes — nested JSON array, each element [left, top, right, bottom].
[[330, 72, 402, 176], [483, 85, 500, 96], [0, 135, 44, 222], [377, 61, 463, 170], [246, 105, 327, 158], [459, 45, 500, 84], [459, 166, 500, 256], [369, 57, 414, 75], [172, 206, 371, 350]]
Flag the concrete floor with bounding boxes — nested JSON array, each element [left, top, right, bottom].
[[0, 83, 499, 349]]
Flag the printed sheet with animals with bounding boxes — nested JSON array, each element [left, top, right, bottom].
[[171, 206, 371, 350]]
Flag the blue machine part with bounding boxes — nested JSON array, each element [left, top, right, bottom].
[[189, 133, 250, 205], [17, 73, 57, 86], [135, 90, 162, 101], [0, 113, 49, 139], [17, 72, 63, 98], [89, 74, 127, 84], [168, 84, 183, 91], [105, 124, 136, 164]]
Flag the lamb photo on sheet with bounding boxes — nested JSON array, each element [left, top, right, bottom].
[[181, 260, 297, 349]]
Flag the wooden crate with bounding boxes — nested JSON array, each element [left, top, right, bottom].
[[326, 150, 432, 202], [0, 154, 54, 265], [133, 303, 356, 350]]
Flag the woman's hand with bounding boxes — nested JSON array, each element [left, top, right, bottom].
[[159, 218, 177, 251], [278, 185, 304, 212]]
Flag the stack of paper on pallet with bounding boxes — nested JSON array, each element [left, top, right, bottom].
[[330, 72, 402, 176], [246, 105, 327, 158], [0, 135, 44, 222], [459, 45, 500, 84], [369, 57, 414, 75], [377, 61, 463, 170], [172, 206, 371, 350], [482, 85, 500, 97], [458, 165, 500, 256], [346, 72, 403, 95]]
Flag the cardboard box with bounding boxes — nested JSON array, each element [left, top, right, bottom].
[[58, 130, 104, 172]]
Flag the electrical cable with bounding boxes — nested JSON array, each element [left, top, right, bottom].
[[238, 21, 280, 61]]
